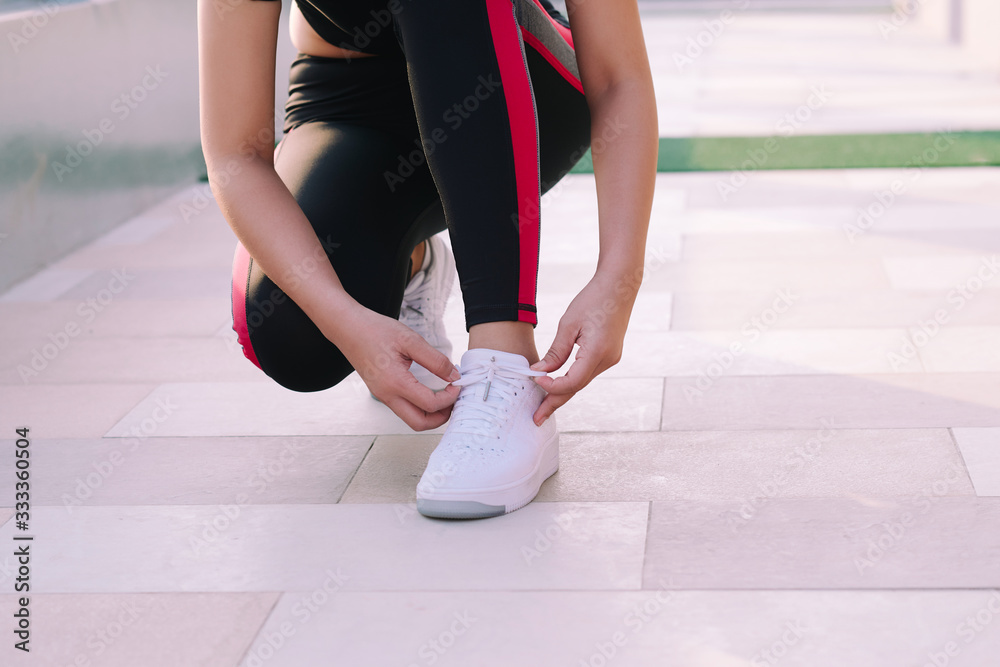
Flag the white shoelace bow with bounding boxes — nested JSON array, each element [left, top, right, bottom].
[[448, 356, 547, 438]]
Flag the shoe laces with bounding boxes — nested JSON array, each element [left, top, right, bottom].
[[448, 356, 546, 439]]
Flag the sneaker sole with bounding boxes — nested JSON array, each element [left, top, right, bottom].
[[416, 432, 559, 519]]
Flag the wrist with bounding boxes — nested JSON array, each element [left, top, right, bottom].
[[594, 258, 644, 293], [309, 290, 366, 347]]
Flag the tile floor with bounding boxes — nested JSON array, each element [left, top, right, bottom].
[[3, 165, 999, 665], [3, 9, 1000, 667]]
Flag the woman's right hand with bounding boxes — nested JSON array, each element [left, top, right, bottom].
[[333, 303, 461, 431]]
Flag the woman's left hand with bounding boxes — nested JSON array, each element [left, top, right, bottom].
[[529, 269, 641, 426]]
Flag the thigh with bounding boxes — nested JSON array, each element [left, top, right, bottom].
[[238, 120, 444, 392]]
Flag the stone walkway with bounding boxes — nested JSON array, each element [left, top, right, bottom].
[[2, 8, 1000, 667]]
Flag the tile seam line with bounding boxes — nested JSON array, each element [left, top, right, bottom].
[[231, 591, 283, 667]]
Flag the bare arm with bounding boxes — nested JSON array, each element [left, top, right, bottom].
[[568, 0, 658, 278], [531, 0, 658, 423], [198, 0, 458, 428], [198, 0, 358, 342]]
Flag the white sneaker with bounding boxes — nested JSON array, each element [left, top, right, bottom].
[[416, 349, 559, 519], [398, 233, 456, 391]]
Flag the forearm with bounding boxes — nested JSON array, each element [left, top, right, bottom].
[[206, 153, 361, 343], [587, 78, 658, 287]]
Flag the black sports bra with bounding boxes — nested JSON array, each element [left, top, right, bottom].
[[254, 0, 569, 56]]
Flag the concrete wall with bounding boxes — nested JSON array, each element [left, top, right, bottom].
[[0, 0, 296, 294]]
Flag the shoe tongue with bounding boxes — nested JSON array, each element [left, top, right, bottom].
[[459, 348, 529, 371]]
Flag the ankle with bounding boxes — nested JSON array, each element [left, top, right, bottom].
[[467, 321, 538, 365]]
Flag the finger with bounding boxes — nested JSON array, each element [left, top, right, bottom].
[[398, 375, 460, 414], [532, 389, 573, 426], [529, 320, 579, 373], [385, 395, 454, 431], [404, 335, 461, 383], [540, 347, 602, 396]]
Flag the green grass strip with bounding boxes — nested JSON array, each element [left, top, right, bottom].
[[568, 131, 1000, 173]]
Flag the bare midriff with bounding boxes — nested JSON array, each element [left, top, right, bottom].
[[289, 2, 378, 59]]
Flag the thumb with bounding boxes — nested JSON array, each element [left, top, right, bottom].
[[404, 336, 461, 383], [530, 322, 578, 372]]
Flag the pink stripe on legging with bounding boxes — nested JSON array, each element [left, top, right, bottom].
[[232, 241, 262, 369], [484, 0, 539, 325]]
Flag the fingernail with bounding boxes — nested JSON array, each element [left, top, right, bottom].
[[449, 367, 461, 382], [529, 361, 543, 370]]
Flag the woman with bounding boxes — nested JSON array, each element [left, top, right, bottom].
[[197, 0, 657, 518]]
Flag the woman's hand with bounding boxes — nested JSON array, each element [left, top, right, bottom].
[[528, 268, 641, 426], [334, 304, 461, 431]]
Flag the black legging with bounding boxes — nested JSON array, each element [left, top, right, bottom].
[[233, 0, 591, 391]]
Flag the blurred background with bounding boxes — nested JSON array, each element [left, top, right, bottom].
[[2, 0, 998, 294]]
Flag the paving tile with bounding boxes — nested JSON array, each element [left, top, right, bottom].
[[0, 592, 277, 667], [0, 384, 156, 438], [105, 375, 662, 438], [663, 373, 1000, 431], [0, 267, 94, 302], [644, 497, 1000, 589], [681, 230, 1000, 260], [606, 329, 924, 377], [538, 258, 891, 294], [919, 326, 1000, 372], [884, 255, 1000, 290], [340, 429, 970, 505], [0, 299, 229, 341], [670, 289, 1000, 329], [646, 259, 892, 292], [241, 590, 1000, 667], [5, 503, 647, 593], [0, 436, 373, 508], [0, 336, 263, 384], [104, 380, 441, 438], [53, 235, 236, 270], [57, 267, 234, 301], [953, 428, 1000, 497]]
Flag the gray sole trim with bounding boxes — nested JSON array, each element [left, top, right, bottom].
[[417, 499, 506, 520]]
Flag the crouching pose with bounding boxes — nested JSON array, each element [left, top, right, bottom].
[[197, 0, 657, 518]]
